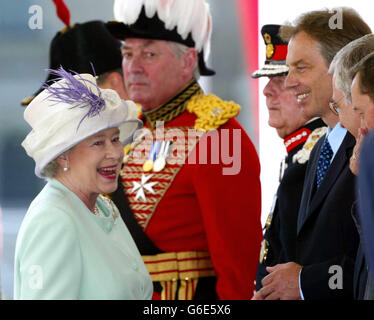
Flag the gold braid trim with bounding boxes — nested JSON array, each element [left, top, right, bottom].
[[132, 204, 155, 211], [143, 80, 202, 129], [123, 166, 176, 174], [187, 94, 241, 131], [124, 181, 171, 190], [143, 251, 215, 300]]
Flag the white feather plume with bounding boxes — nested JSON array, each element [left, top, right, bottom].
[[153, 0, 173, 23], [113, 0, 144, 25], [113, 0, 212, 59], [144, 0, 158, 19]]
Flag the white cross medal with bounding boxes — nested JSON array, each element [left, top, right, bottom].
[[131, 174, 158, 202]]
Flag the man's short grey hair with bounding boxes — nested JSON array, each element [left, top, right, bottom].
[[350, 50, 374, 103], [168, 42, 200, 80], [328, 34, 374, 103]]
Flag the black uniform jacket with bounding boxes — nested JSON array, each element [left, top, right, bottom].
[[256, 118, 325, 290]]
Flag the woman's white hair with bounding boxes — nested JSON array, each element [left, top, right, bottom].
[[40, 150, 70, 179], [40, 159, 60, 179]]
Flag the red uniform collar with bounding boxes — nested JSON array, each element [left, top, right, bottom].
[[283, 127, 312, 154]]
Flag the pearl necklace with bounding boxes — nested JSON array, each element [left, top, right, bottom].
[[92, 195, 119, 224], [93, 205, 100, 216]]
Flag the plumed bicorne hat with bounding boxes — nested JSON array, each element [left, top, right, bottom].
[[21, 0, 123, 106], [22, 67, 142, 178], [107, 0, 215, 76], [252, 24, 289, 78]]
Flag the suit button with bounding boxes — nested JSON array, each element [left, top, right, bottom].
[[131, 262, 139, 271], [105, 222, 113, 232]]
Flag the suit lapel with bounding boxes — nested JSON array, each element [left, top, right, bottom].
[[296, 136, 322, 233], [297, 132, 355, 235]]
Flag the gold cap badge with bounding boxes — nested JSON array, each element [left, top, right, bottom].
[[264, 33, 275, 59], [264, 33, 272, 44], [266, 44, 274, 59]]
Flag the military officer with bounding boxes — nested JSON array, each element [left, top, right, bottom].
[[108, 0, 262, 300], [252, 25, 326, 291]]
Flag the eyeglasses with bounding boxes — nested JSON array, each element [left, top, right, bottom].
[[329, 100, 340, 115]]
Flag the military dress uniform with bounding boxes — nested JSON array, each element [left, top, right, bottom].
[[251, 24, 327, 290], [111, 80, 262, 300], [256, 119, 326, 290]]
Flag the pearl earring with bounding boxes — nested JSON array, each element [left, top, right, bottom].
[[63, 160, 69, 172], [60, 154, 69, 172]]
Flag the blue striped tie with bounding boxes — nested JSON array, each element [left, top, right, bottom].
[[316, 138, 333, 188]]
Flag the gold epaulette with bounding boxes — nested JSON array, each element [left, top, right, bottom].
[[186, 94, 241, 131]]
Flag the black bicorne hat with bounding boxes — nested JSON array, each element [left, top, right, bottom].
[[21, 21, 123, 106], [252, 24, 289, 78], [108, 5, 215, 76]]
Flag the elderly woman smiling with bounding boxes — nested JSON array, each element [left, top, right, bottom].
[[14, 67, 153, 300]]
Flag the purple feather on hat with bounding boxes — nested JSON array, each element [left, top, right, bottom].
[[41, 66, 106, 130]]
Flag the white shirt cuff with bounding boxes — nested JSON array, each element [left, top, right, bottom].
[[299, 267, 304, 300]]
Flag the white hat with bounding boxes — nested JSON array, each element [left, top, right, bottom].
[[22, 68, 142, 178]]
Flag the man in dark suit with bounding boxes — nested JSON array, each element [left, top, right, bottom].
[[351, 53, 374, 299], [329, 34, 374, 299], [251, 24, 326, 291], [254, 8, 371, 300], [358, 130, 374, 299]]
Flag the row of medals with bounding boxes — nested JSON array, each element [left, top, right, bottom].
[[123, 130, 173, 173], [142, 140, 173, 172]]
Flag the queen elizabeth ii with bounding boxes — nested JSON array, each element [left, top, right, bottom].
[[14, 67, 153, 299]]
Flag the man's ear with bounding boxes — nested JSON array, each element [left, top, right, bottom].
[[181, 48, 198, 78], [104, 72, 128, 99], [106, 72, 123, 89]]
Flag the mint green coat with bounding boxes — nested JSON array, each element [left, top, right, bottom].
[[14, 179, 153, 300]]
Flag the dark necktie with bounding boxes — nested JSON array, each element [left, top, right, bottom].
[[316, 138, 333, 188]]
